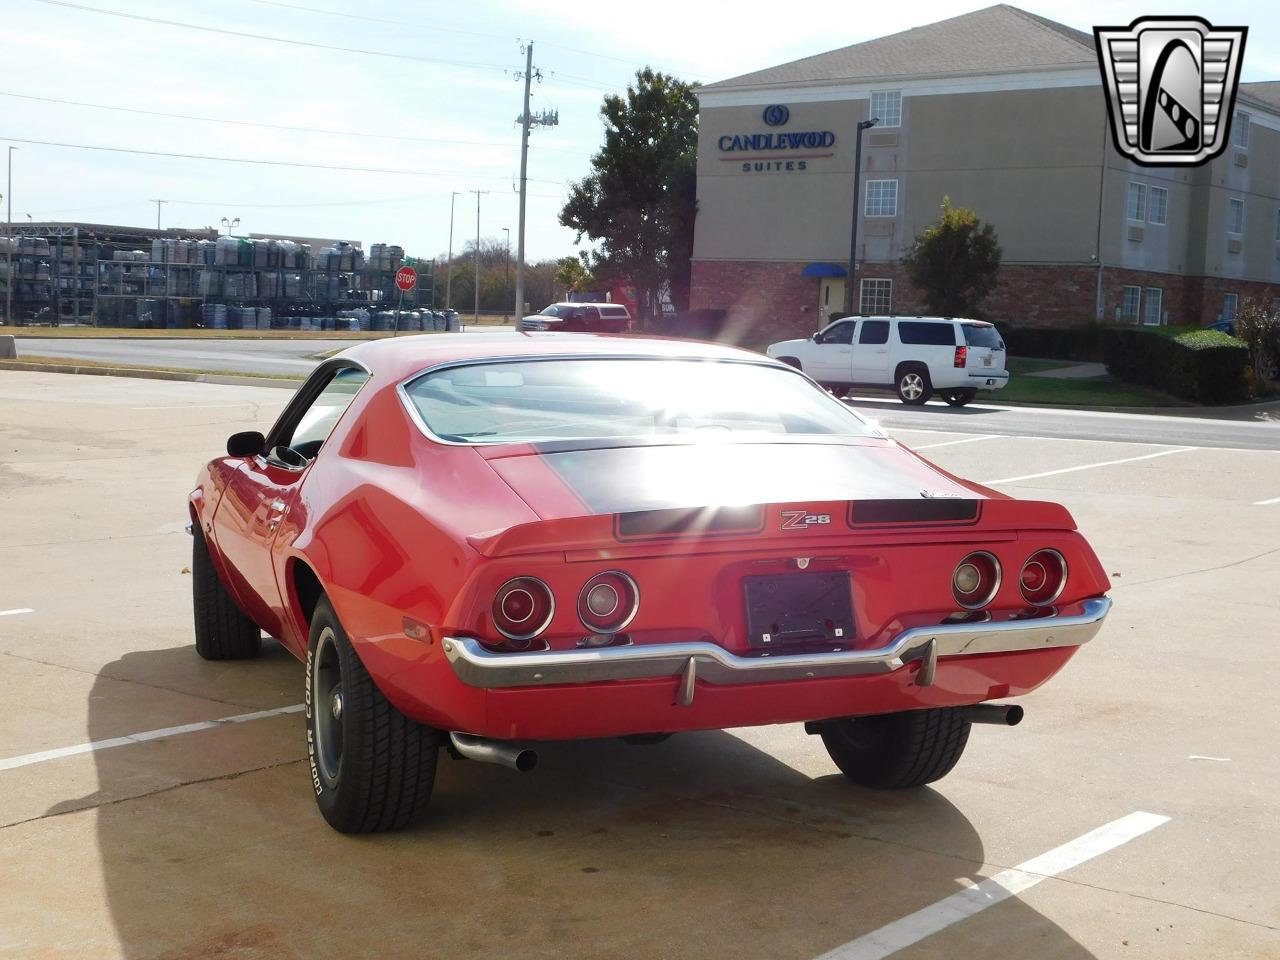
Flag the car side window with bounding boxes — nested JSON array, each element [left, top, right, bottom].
[[584, 307, 601, 322], [282, 367, 370, 459], [819, 321, 854, 345], [897, 321, 959, 346], [858, 320, 890, 344]]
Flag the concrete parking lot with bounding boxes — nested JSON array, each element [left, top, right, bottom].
[[0, 370, 1277, 960]]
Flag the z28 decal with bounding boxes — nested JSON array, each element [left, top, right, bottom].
[[780, 510, 831, 530]]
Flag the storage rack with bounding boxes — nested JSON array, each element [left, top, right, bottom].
[[1, 223, 434, 328]]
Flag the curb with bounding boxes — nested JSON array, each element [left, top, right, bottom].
[[0, 360, 301, 390]]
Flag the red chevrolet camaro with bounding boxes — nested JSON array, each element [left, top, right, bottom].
[[189, 333, 1111, 833]]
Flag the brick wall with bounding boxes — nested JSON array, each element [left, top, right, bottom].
[[691, 258, 1280, 342]]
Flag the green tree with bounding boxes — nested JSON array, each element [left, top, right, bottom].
[[902, 198, 1002, 317], [553, 255, 594, 296], [560, 68, 698, 324]]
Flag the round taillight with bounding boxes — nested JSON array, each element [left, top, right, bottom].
[[952, 551, 1000, 609], [577, 571, 639, 634], [492, 577, 555, 644], [1020, 549, 1067, 606]]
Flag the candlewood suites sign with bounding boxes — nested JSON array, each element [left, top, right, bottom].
[[717, 105, 837, 173]]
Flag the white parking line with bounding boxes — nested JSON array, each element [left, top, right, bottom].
[[0, 608, 35, 618], [0, 703, 303, 772], [982, 447, 1195, 484], [813, 811, 1170, 960], [1254, 496, 1280, 506], [910, 435, 1000, 450]]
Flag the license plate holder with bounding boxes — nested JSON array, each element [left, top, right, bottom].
[[743, 571, 854, 648]]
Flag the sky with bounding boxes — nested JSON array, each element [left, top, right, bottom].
[[3, 0, 1278, 263]]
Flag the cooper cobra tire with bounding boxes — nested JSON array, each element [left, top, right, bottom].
[[896, 364, 933, 405], [192, 524, 261, 661], [306, 597, 439, 833], [776, 356, 802, 370], [818, 708, 971, 789]]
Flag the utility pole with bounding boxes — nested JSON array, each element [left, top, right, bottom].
[[513, 43, 557, 319], [5, 146, 15, 326], [151, 199, 167, 230], [469, 189, 488, 325]]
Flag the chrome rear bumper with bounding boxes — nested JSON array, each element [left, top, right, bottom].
[[441, 597, 1110, 698]]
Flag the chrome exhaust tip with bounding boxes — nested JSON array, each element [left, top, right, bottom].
[[959, 703, 1024, 726], [449, 731, 538, 772]]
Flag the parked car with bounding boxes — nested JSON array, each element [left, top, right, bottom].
[[189, 333, 1110, 833], [519, 301, 632, 333], [767, 316, 1009, 405]]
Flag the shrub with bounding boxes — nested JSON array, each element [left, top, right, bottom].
[[999, 321, 1252, 404], [1103, 327, 1249, 404], [1233, 300, 1280, 381], [993, 321, 1109, 361]]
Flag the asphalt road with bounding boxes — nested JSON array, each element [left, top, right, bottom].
[[13, 336, 1280, 449], [1, 370, 1277, 959]]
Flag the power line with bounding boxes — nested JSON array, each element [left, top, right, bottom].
[[0, 90, 580, 153], [237, 0, 704, 78], [0, 134, 550, 179], [29, 0, 512, 73]]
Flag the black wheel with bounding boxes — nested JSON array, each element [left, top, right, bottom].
[[820, 382, 848, 398], [943, 389, 977, 407], [896, 365, 932, 405], [817, 708, 971, 789], [306, 597, 439, 833], [192, 524, 261, 661], [776, 356, 802, 370]]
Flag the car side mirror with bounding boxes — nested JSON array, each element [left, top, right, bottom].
[[810, 333, 820, 342], [227, 431, 265, 457]]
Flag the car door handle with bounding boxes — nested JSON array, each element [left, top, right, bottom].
[[875, 349, 888, 354]]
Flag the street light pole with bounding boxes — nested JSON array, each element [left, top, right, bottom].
[[151, 199, 167, 230], [502, 226, 510, 303], [469, 189, 488, 324], [844, 117, 879, 315], [445, 190, 458, 309], [5, 147, 15, 326]]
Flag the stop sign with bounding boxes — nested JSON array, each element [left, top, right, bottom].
[[395, 266, 417, 292]]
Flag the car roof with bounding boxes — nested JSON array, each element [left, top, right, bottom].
[[337, 332, 766, 381], [552, 301, 627, 309]]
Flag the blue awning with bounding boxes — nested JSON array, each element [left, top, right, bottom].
[[801, 262, 847, 278]]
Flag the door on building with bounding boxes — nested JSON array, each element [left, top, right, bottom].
[[818, 278, 845, 325]]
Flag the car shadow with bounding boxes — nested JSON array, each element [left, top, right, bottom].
[[844, 396, 1004, 416], [54, 645, 1098, 960]]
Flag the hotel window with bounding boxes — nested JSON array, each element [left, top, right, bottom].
[[1121, 286, 1141, 321], [1126, 182, 1146, 221], [859, 278, 893, 314], [864, 179, 898, 217], [1223, 293, 1238, 320], [870, 90, 902, 127], [1142, 288, 1163, 326], [1234, 111, 1250, 148], [1228, 198, 1244, 236], [1149, 186, 1168, 225]]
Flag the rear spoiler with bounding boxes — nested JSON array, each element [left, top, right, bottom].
[[466, 498, 1077, 559]]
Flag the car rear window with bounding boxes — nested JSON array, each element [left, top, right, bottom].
[[897, 321, 958, 346], [403, 358, 880, 444], [962, 324, 1004, 349], [600, 306, 630, 319]]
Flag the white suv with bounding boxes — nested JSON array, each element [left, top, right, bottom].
[[766, 316, 1008, 406]]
